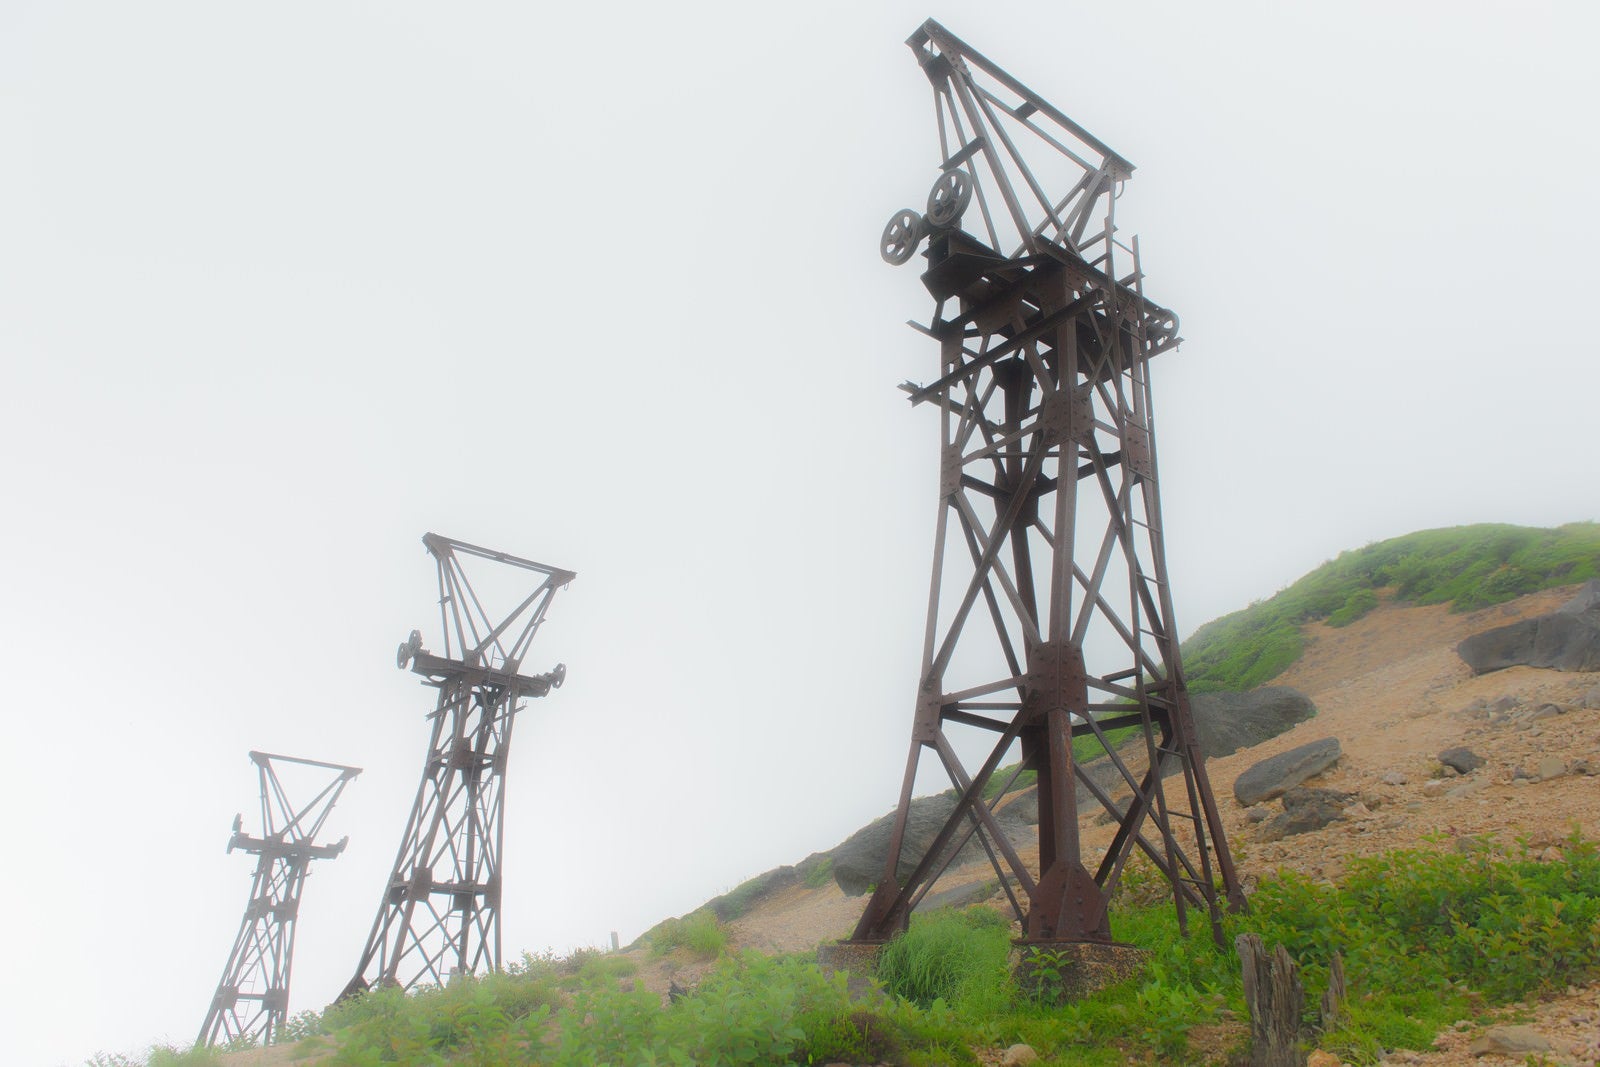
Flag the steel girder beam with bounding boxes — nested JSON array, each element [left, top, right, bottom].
[[853, 21, 1242, 948], [342, 534, 573, 998], [198, 752, 360, 1048]]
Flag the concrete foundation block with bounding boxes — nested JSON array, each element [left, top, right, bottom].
[[1011, 940, 1149, 1002]]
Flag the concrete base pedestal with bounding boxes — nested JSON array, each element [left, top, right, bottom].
[[1011, 941, 1149, 1002], [818, 938, 1147, 1004], [815, 940, 885, 977]]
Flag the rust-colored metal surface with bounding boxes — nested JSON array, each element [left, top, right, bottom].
[[852, 21, 1242, 948], [198, 751, 360, 1047], [342, 534, 573, 997]]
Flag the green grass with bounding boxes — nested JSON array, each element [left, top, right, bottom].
[[802, 855, 835, 889], [1182, 522, 1600, 692], [644, 909, 728, 959], [97, 835, 1600, 1065], [877, 907, 1016, 1017]]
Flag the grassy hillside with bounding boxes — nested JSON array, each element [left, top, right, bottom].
[[1181, 522, 1600, 693], [115, 838, 1600, 1066]]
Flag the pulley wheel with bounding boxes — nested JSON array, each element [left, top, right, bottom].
[[926, 170, 972, 228], [880, 209, 924, 265]]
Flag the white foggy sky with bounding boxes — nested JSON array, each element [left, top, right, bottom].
[[2, 2, 1597, 1063]]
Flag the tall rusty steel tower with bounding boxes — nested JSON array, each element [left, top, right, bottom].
[[343, 533, 572, 996], [851, 21, 1241, 949], [198, 752, 360, 1047]]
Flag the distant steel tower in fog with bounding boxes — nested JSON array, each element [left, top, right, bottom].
[[198, 752, 360, 1047], [343, 533, 572, 998]]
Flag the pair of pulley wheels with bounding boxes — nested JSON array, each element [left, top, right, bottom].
[[880, 169, 972, 265]]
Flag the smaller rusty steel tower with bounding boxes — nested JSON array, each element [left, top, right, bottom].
[[343, 533, 572, 997], [198, 751, 360, 1048], [849, 21, 1242, 954]]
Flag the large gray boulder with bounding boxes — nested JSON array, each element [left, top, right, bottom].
[[1456, 588, 1600, 673], [829, 792, 1034, 896], [1189, 687, 1317, 758], [1459, 607, 1600, 675], [1234, 737, 1342, 806], [1557, 578, 1600, 616]]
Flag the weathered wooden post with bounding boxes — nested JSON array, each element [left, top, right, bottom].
[[1236, 933, 1306, 1067]]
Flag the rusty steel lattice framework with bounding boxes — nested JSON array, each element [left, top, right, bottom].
[[344, 534, 573, 997], [853, 21, 1242, 948], [198, 752, 360, 1047]]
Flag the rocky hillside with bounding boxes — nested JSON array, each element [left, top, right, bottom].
[[634, 580, 1600, 1065]]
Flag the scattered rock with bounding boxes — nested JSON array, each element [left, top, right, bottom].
[[1422, 780, 1448, 798], [1258, 786, 1353, 841], [1525, 702, 1564, 723], [1380, 770, 1408, 786], [1541, 846, 1565, 863], [1245, 805, 1270, 823], [1584, 684, 1600, 709], [1438, 747, 1485, 774], [1538, 756, 1567, 781], [1446, 778, 1485, 799], [1001, 1043, 1038, 1066], [1572, 758, 1593, 776], [1468, 1024, 1552, 1056], [1190, 687, 1317, 758], [1490, 694, 1519, 713], [1234, 737, 1342, 806], [1306, 1050, 1342, 1067]]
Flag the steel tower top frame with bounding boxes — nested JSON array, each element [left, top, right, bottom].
[[852, 20, 1242, 950]]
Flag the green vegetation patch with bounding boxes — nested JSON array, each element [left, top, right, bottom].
[[877, 907, 1015, 1017], [96, 835, 1600, 1065], [644, 909, 728, 959], [1183, 522, 1600, 692]]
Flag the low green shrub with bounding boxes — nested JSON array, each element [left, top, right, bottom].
[[646, 909, 727, 959], [877, 907, 1015, 1016], [803, 855, 835, 889]]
